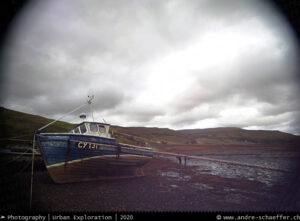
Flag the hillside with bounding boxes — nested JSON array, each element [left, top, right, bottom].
[[0, 107, 74, 139], [111, 126, 300, 146], [0, 106, 299, 146]]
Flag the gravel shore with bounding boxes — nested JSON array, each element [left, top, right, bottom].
[[1, 145, 300, 212]]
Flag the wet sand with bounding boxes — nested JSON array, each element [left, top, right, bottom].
[[1, 145, 300, 212]]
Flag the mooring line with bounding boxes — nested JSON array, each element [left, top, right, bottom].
[[1, 148, 31, 165], [0, 134, 34, 141], [1, 138, 33, 142], [12, 160, 32, 178]]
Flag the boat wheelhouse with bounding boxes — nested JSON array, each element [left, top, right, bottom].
[[69, 122, 112, 138]]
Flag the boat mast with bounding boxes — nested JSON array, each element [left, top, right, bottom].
[[88, 95, 95, 122], [88, 95, 106, 124]]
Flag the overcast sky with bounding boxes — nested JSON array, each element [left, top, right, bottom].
[[0, 0, 299, 134]]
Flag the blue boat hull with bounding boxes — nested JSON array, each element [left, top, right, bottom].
[[36, 133, 153, 183]]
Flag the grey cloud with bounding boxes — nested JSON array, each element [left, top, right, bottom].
[[168, 43, 299, 132], [11, 0, 195, 66], [171, 108, 220, 128], [91, 90, 126, 111], [289, 115, 300, 135], [0, 0, 299, 134], [173, 47, 298, 113], [113, 106, 165, 124]]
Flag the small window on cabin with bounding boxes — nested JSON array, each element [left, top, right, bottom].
[[98, 125, 106, 133], [90, 123, 98, 132], [80, 124, 87, 134], [74, 127, 80, 134]]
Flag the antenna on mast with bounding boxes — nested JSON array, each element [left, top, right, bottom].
[[87, 95, 95, 122], [87, 95, 94, 104]]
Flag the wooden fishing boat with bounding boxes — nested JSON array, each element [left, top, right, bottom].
[[35, 97, 153, 183], [36, 121, 153, 183]]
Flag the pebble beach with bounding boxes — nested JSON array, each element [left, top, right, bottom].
[[1, 145, 300, 212]]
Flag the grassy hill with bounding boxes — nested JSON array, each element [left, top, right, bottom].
[[0, 107, 74, 139], [0, 106, 299, 146], [111, 126, 300, 146]]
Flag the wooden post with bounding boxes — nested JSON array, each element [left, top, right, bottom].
[[29, 135, 36, 211], [64, 139, 71, 170], [177, 156, 182, 165], [116, 145, 121, 158]]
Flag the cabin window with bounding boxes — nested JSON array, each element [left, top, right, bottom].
[[98, 125, 106, 133], [74, 127, 80, 134], [90, 123, 98, 132], [80, 124, 87, 134]]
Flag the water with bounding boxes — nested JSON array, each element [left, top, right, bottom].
[[158, 149, 298, 187], [156, 148, 300, 209], [160, 170, 191, 182]]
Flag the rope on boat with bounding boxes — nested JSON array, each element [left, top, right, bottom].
[[114, 131, 146, 141], [37, 96, 94, 132], [38, 103, 87, 132]]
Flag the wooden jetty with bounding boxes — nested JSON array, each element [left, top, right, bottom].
[[120, 143, 291, 173]]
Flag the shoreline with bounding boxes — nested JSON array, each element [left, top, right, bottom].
[[1, 145, 300, 212]]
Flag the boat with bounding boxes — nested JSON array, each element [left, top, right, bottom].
[[35, 97, 153, 183]]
